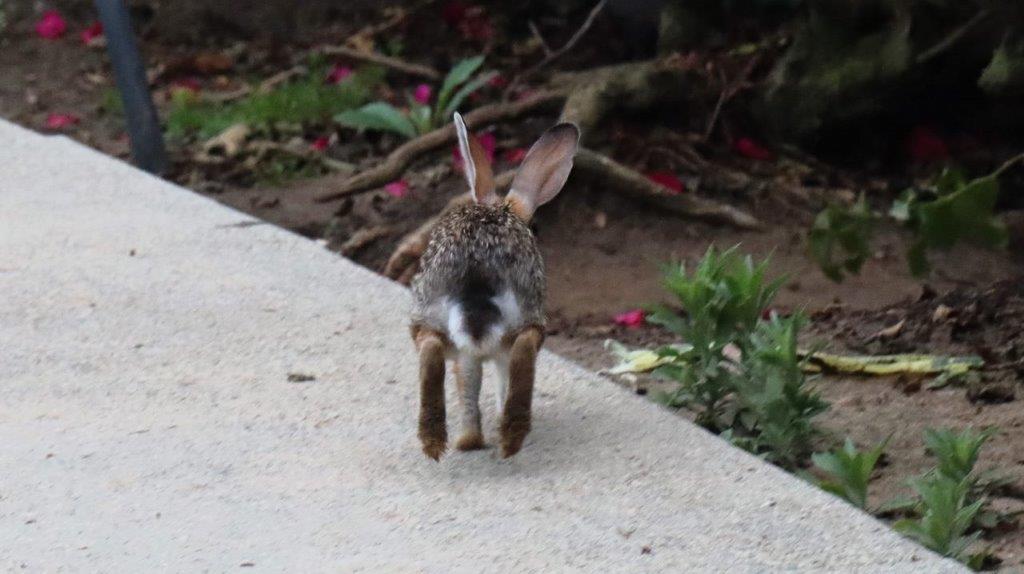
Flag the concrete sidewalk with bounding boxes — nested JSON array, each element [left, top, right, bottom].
[[0, 119, 961, 572]]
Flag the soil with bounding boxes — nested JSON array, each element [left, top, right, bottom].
[[3, 4, 1023, 569]]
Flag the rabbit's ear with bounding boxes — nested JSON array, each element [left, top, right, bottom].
[[453, 112, 498, 206], [507, 123, 580, 221]]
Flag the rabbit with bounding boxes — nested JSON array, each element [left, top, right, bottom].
[[409, 112, 580, 460]]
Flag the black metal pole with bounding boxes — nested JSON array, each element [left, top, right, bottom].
[[95, 0, 167, 174]]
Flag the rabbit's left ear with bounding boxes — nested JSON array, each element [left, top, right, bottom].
[[454, 112, 498, 206]]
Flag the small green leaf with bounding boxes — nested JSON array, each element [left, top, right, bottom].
[[443, 71, 498, 118], [435, 56, 485, 121], [335, 102, 416, 139]]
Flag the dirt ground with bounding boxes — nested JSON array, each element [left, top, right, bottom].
[[3, 5, 1023, 569]]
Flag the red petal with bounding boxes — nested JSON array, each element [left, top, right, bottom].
[[441, 1, 468, 27], [488, 74, 508, 89], [645, 170, 685, 194], [384, 180, 410, 198], [906, 125, 949, 163], [326, 65, 353, 85], [733, 137, 773, 161], [45, 113, 80, 130], [503, 147, 527, 164], [614, 309, 646, 328], [36, 10, 68, 40], [310, 136, 330, 151], [80, 22, 103, 45]]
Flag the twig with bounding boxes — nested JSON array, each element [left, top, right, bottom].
[[528, 21, 554, 57], [313, 90, 566, 202], [505, 0, 607, 97], [703, 56, 759, 141], [316, 45, 440, 80], [993, 151, 1024, 178], [916, 9, 991, 66]]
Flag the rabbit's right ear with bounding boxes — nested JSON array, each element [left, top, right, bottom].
[[506, 123, 579, 222], [454, 112, 498, 206]]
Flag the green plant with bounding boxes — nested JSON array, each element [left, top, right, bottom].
[[648, 246, 784, 428], [335, 56, 495, 138], [808, 193, 874, 282], [166, 67, 383, 139], [812, 437, 888, 509], [894, 474, 986, 568], [893, 169, 1008, 276], [924, 427, 997, 485], [729, 315, 829, 467], [810, 161, 1016, 281]]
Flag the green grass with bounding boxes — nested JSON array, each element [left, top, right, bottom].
[[166, 67, 384, 139]]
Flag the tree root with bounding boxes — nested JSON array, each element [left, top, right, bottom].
[[574, 149, 762, 229]]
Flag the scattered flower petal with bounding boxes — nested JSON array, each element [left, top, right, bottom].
[[503, 147, 527, 164], [171, 77, 201, 93], [36, 10, 68, 40], [645, 171, 685, 194], [487, 74, 508, 89], [413, 84, 432, 104], [45, 113, 80, 130], [80, 22, 103, 45], [384, 180, 410, 198], [310, 136, 330, 152], [441, 1, 468, 27], [906, 125, 949, 163], [326, 65, 353, 85], [614, 309, 646, 328], [733, 137, 773, 161], [459, 10, 494, 43]]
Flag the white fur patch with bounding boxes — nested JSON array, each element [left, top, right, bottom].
[[444, 289, 523, 358]]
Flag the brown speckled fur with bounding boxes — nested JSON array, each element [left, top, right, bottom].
[[410, 201, 546, 334]]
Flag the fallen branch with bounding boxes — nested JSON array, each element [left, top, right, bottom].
[[316, 45, 441, 80], [314, 90, 566, 202]]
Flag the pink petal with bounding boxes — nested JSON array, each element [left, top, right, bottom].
[[80, 22, 103, 45], [614, 309, 646, 328], [36, 10, 68, 40], [171, 77, 201, 93], [45, 113, 80, 130], [503, 147, 527, 164], [384, 180, 410, 198], [326, 65, 353, 85], [645, 170, 685, 194], [310, 136, 330, 151], [413, 84, 433, 105], [733, 137, 773, 161]]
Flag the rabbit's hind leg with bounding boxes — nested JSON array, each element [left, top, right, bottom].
[[500, 326, 543, 458], [454, 354, 486, 451], [414, 327, 448, 461]]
